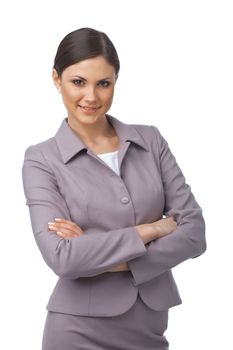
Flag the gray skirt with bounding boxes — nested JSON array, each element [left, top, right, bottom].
[[42, 294, 169, 350]]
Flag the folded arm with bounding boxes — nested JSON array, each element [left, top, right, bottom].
[[22, 146, 147, 280], [127, 126, 207, 286]]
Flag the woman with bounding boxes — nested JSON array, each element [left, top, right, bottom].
[[22, 27, 206, 350]]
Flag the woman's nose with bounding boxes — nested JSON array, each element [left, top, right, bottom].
[[84, 86, 97, 103]]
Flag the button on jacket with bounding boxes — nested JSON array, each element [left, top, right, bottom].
[[22, 114, 206, 317]]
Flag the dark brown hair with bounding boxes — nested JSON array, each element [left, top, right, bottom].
[[53, 27, 120, 77]]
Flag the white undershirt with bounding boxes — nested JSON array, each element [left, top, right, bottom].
[[97, 150, 120, 175]]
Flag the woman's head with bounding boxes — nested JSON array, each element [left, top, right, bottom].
[[53, 27, 120, 78], [52, 28, 120, 127]]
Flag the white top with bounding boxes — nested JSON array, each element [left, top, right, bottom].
[[97, 150, 120, 175]]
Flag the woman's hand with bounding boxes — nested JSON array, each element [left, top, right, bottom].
[[151, 216, 177, 239], [48, 219, 128, 272], [108, 262, 129, 272], [48, 218, 84, 238], [135, 216, 177, 244]]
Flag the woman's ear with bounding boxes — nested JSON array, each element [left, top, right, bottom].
[[52, 68, 62, 93]]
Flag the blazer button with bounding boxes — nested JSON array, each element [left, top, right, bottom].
[[121, 196, 129, 204]]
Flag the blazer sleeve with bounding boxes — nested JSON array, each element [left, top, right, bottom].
[[128, 125, 207, 286], [22, 145, 147, 280]]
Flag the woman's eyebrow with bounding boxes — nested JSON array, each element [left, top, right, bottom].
[[69, 75, 111, 81]]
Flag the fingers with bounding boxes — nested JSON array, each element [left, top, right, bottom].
[[54, 218, 79, 226], [50, 222, 80, 234], [48, 218, 84, 238], [54, 218, 83, 231], [48, 225, 79, 237]]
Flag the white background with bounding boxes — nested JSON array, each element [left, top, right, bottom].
[[0, 0, 232, 349]]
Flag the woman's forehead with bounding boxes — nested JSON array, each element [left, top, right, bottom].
[[63, 56, 115, 78]]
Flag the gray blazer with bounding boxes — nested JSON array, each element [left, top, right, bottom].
[[22, 114, 206, 317]]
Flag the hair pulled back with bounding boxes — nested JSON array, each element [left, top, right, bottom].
[[53, 27, 120, 77]]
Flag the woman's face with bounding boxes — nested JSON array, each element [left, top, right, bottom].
[[52, 55, 117, 126]]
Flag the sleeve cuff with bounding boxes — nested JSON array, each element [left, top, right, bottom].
[[128, 243, 151, 286], [128, 226, 147, 257]]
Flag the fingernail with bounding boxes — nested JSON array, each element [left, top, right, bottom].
[[55, 218, 62, 221], [48, 222, 55, 225]]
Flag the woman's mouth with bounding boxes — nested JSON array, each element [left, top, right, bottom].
[[78, 105, 100, 115]]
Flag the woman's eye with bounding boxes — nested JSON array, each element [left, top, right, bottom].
[[99, 81, 110, 87], [72, 79, 84, 86], [71, 80, 110, 87]]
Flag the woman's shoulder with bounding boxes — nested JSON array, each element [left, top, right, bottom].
[[109, 114, 162, 136], [131, 122, 161, 134], [128, 121, 164, 147], [110, 114, 165, 152], [23, 136, 58, 164]]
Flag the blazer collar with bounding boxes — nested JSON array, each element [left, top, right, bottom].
[[55, 114, 149, 164]]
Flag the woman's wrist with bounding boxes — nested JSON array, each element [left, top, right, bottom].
[[134, 223, 158, 244], [108, 262, 129, 272]]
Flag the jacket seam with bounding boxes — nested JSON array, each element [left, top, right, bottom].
[[150, 125, 162, 174]]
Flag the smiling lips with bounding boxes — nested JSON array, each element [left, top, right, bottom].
[[78, 105, 100, 115], [79, 105, 100, 110]]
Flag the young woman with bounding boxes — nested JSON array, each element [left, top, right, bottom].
[[22, 27, 206, 350]]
